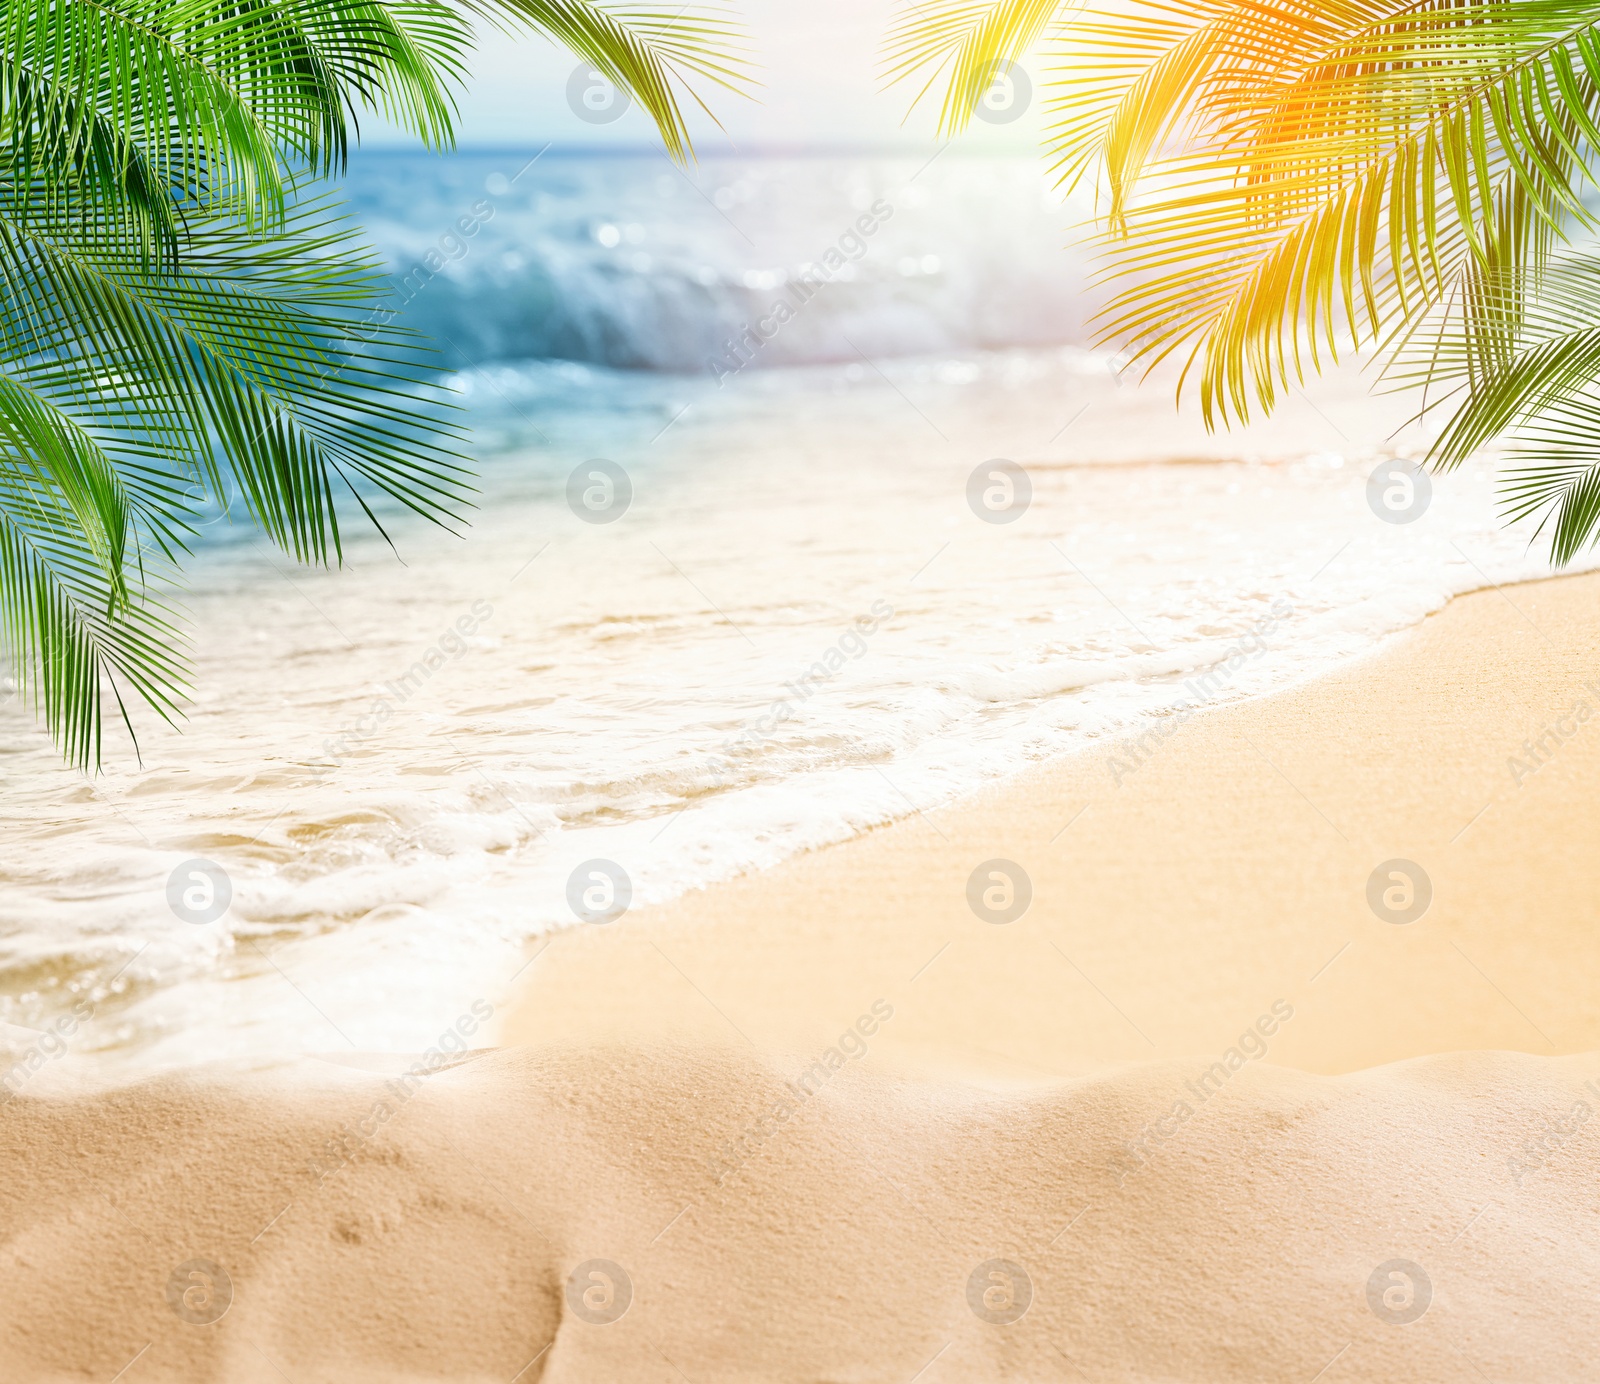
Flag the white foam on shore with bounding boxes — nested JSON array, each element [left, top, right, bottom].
[[2, 347, 1591, 1070]]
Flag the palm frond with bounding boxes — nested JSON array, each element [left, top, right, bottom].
[[0, 185, 474, 565], [1500, 395, 1600, 564], [0, 374, 131, 601], [465, 0, 755, 160], [1388, 251, 1600, 563], [0, 176, 471, 765], [0, 471, 187, 769], [882, 0, 1069, 137], [0, 0, 749, 766], [891, 0, 1600, 563], [1085, 4, 1600, 422], [2, 0, 472, 226]]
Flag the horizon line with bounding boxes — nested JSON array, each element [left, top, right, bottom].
[[351, 139, 1043, 161]]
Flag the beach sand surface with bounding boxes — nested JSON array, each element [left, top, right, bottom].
[[5, 573, 1600, 1382], [3, 1044, 1599, 1382], [506, 570, 1600, 1078]]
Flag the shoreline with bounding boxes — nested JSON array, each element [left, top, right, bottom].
[[6, 571, 1600, 1381], [504, 568, 1600, 1078]]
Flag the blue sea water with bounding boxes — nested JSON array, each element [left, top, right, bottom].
[[343, 146, 1091, 376]]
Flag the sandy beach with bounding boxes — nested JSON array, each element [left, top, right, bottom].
[[5, 571, 1600, 1381], [17, 0, 1600, 1376], [504, 569, 1600, 1077], [7, 1043, 1600, 1382]]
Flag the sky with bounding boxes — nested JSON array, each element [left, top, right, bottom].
[[368, 0, 1050, 153]]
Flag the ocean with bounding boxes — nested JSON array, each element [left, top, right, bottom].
[[0, 148, 1585, 1071]]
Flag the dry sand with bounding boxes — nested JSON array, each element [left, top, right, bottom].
[[5, 572, 1600, 1382], [5, 1044, 1600, 1382]]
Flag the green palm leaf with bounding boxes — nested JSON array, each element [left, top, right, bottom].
[[0, 461, 187, 769], [1394, 251, 1600, 562], [0, 374, 131, 600], [0, 0, 751, 767], [0, 183, 473, 766], [466, 1, 754, 161], [1500, 409, 1600, 564]]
